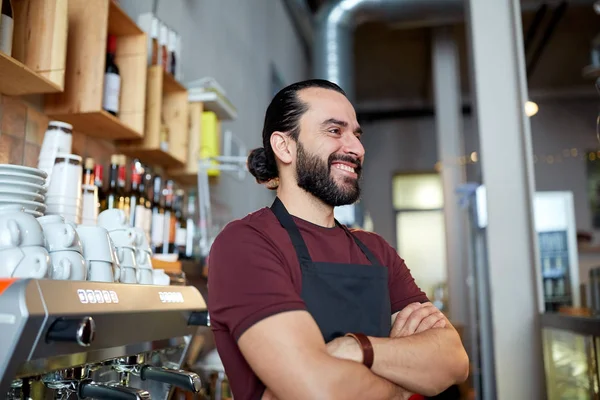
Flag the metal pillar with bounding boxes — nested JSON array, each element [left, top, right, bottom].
[[465, 0, 546, 398], [432, 26, 469, 327]]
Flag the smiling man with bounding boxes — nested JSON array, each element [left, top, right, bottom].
[[208, 79, 469, 400]]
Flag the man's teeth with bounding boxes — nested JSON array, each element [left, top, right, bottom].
[[334, 164, 355, 173]]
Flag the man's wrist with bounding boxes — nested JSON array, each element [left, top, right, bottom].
[[345, 333, 374, 368]]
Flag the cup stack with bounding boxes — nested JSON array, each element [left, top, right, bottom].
[[97, 209, 138, 284], [76, 225, 120, 282], [45, 154, 83, 224], [133, 227, 153, 284], [0, 205, 50, 279], [37, 215, 87, 281], [81, 184, 99, 226], [38, 121, 73, 186]]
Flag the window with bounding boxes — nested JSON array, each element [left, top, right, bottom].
[[393, 173, 447, 299]]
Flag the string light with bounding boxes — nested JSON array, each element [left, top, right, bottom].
[[525, 101, 539, 117]]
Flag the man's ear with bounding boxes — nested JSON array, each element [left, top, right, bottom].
[[270, 132, 293, 165]]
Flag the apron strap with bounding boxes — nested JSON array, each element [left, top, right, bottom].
[[270, 197, 313, 264], [336, 221, 381, 266]]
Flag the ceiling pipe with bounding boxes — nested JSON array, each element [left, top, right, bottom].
[[313, 0, 596, 100]]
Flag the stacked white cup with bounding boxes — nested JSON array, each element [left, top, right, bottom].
[[0, 205, 50, 279], [37, 215, 87, 281], [76, 225, 120, 282], [38, 121, 73, 185], [45, 154, 83, 224], [80, 184, 99, 226], [133, 227, 153, 284], [97, 209, 139, 284]]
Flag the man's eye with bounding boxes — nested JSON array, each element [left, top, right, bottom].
[[329, 128, 341, 135]]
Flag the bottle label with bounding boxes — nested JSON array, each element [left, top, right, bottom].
[[103, 72, 121, 113], [175, 227, 187, 247], [134, 205, 146, 230], [0, 15, 14, 55], [144, 208, 152, 237], [151, 213, 165, 246]]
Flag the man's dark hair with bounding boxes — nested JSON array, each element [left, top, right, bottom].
[[247, 79, 346, 184]]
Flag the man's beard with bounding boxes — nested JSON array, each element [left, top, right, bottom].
[[295, 142, 362, 207]]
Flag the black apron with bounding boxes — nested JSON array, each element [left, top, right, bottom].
[[271, 197, 391, 342]]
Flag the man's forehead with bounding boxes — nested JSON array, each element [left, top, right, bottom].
[[299, 88, 357, 122]]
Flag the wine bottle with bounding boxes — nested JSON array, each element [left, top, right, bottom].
[[174, 189, 187, 257], [0, 0, 13, 56], [150, 176, 165, 253], [103, 35, 121, 116], [101, 155, 120, 212]]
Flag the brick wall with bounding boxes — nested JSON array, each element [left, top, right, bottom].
[[0, 94, 117, 173]]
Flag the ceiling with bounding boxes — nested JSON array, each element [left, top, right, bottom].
[[305, 1, 600, 109]]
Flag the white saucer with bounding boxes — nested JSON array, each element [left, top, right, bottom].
[[0, 171, 46, 185], [0, 199, 46, 212], [0, 180, 47, 195], [0, 190, 45, 203], [0, 164, 47, 178]]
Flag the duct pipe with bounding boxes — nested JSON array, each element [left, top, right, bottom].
[[314, 0, 596, 99], [314, 0, 463, 99]]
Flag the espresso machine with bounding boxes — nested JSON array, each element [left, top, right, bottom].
[[0, 278, 210, 399]]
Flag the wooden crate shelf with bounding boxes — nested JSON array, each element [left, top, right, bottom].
[[0, 0, 68, 95], [117, 66, 188, 167], [168, 102, 203, 185], [0, 52, 63, 96], [44, 0, 147, 139]]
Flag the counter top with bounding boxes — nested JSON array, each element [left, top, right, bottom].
[[541, 312, 600, 336]]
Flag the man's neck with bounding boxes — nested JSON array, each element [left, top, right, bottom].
[[276, 184, 335, 228]]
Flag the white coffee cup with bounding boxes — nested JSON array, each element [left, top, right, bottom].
[[37, 215, 83, 253], [98, 209, 129, 232], [76, 226, 117, 264], [81, 185, 99, 225], [152, 269, 170, 286], [49, 250, 87, 281], [0, 206, 45, 249], [133, 227, 152, 252], [87, 260, 115, 282], [136, 250, 153, 269], [116, 246, 137, 268], [1, 246, 50, 279], [46, 154, 82, 199], [120, 266, 137, 284], [137, 268, 153, 285], [108, 228, 137, 247]]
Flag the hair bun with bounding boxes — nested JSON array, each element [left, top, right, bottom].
[[247, 147, 278, 184]]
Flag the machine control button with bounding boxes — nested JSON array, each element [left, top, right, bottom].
[[46, 316, 96, 347]]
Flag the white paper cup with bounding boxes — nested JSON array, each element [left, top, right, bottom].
[[46, 154, 82, 199]]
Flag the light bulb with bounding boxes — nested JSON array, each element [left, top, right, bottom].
[[525, 101, 539, 117]]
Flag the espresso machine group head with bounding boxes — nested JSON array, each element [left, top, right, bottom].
[[0, 278, 211, 399]]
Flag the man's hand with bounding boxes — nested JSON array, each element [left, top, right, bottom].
[[391, 302, 446, 338]]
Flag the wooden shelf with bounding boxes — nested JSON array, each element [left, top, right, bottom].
[[45, 0, 147, 139], [1, 0, 68, 95], [107, 0, 144, 36], [188, 90, 237, 120], [163, 70, 186, 93], [0, 51, 63, 96], [167, 102, 203, 185], [48, 110, 143, 139], [120, 147, 184, 168], [117, 66, 188, 167]]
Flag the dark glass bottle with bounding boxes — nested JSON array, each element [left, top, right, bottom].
[[161, 180, 176, 254], [174, 189, 187, 257], [102, 35, 121, 116], [150, 176, 165, 253], [101, 155, 120, 212]]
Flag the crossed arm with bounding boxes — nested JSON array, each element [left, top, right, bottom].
[[239, 302, 469, 400]]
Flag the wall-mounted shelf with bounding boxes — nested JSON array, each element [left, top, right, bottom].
[[187, 90, 237, 120], [44, 0, 147, 139], [0, 0, 68, 96], [0, 52, 63, 96], [168, 102, 203, 185], [117, 66, 188, 167]]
